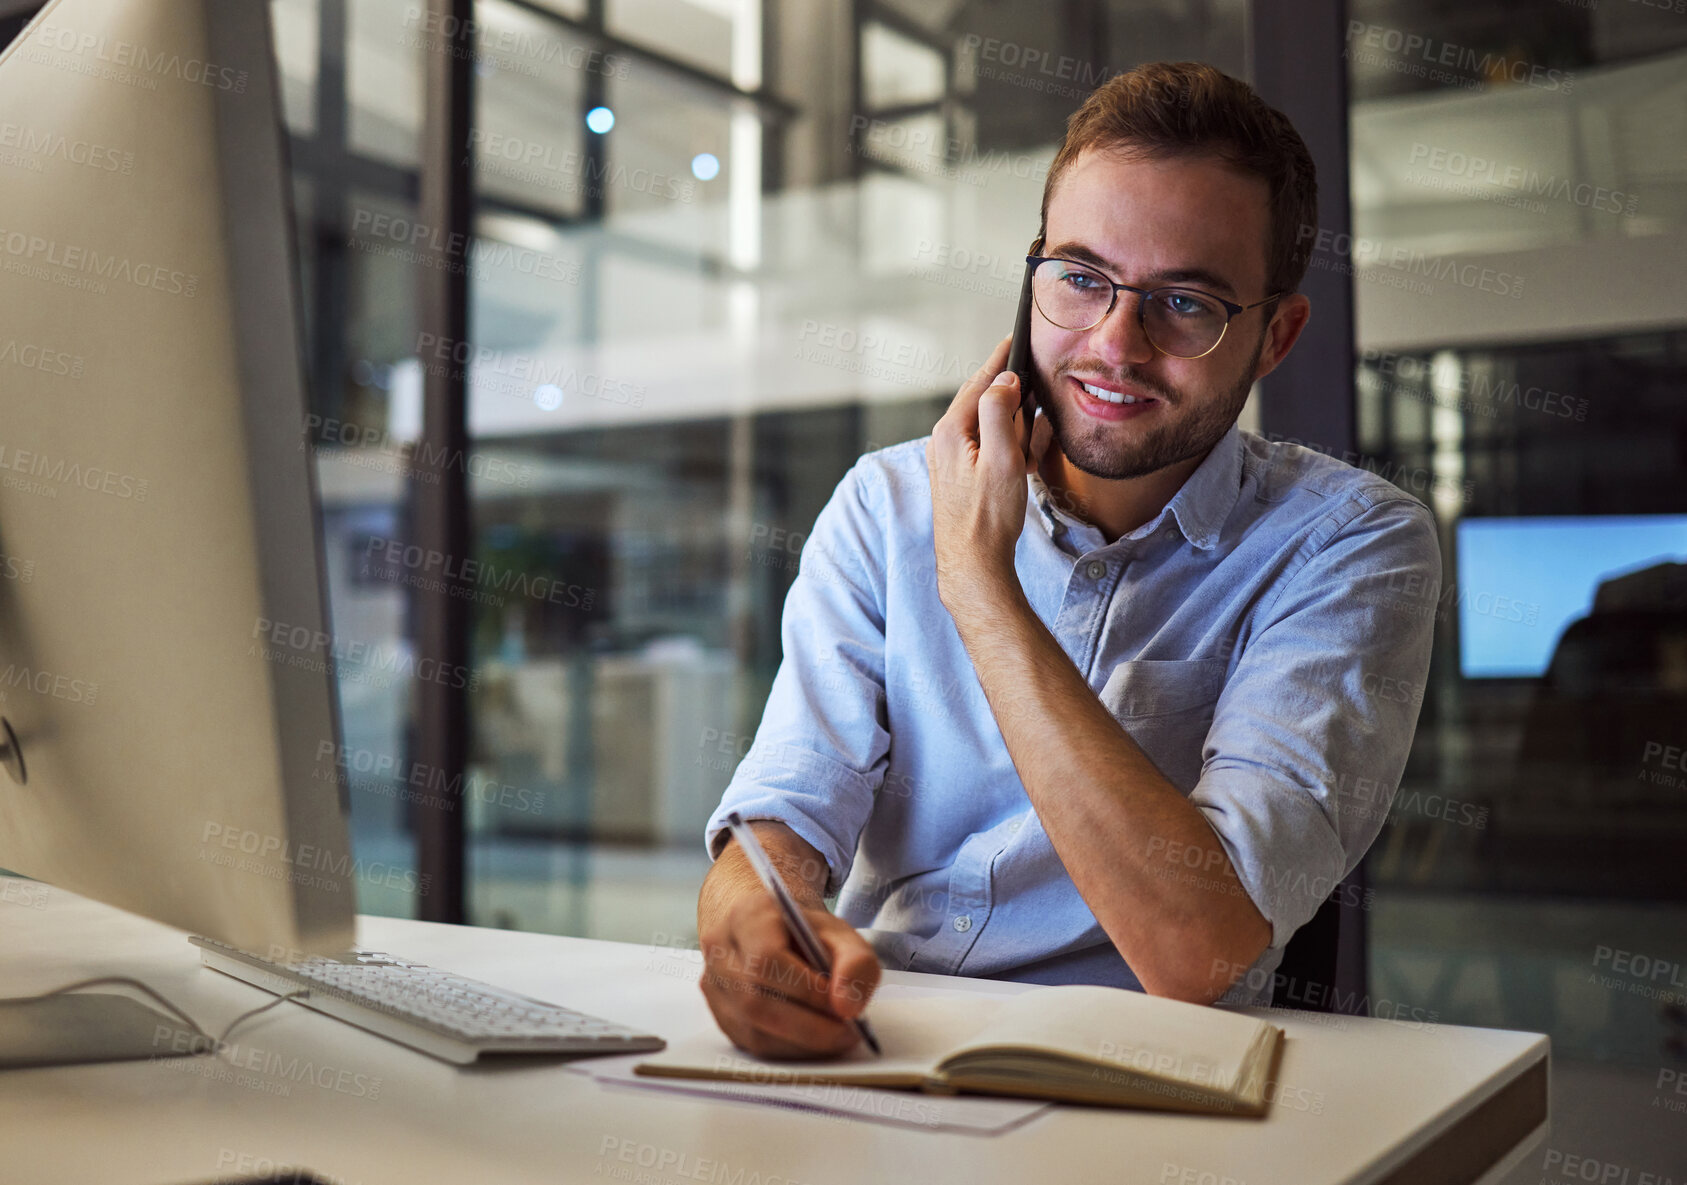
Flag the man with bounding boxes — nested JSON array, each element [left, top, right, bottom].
[[696, 61, 1440, 1058]]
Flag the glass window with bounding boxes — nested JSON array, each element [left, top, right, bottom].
[[606, 0, 747, 84], [1347, 0, 1687, 1135], [473, 0, 591, 220], [348, 0, 424, 165], [861, 20, 944, 109], [454, 0, 1251, 951], [602, 68, 729, 220], [308, 184, 438, 918], [270, 0, 319, 136], [342, 188, 423, 427]]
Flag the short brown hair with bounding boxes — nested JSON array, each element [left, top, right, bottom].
[[1039, 61, 1318, 300]]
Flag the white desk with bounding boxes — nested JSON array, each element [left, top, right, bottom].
[[0, 877, 1548, 1185]]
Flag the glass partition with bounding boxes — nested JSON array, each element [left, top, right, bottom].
[[1345, 1, 1687, 1172], [451, 0, 1250, 941]]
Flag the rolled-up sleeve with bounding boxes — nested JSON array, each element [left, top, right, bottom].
[[1191, 493, 1441, 951], [703, 463, 892, 896]]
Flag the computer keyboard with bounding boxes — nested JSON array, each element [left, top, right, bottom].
[[189, 936, 665, 1065]]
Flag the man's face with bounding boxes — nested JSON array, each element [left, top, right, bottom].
[[1032, 147, 1278, 480]]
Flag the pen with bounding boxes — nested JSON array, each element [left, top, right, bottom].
[[723, 811, 882, 1056]]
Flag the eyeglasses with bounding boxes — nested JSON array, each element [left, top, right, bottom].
[[1026, 254, 1282, 360]]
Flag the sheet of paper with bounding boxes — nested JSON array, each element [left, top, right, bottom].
[[582, 1055, 1051, 1135], [572, 983, 1046, 1135]]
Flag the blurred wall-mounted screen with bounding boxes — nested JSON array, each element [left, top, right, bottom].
[[1456, 515, 1687, 678]]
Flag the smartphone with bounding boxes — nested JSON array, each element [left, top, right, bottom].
[[1006, 254, 1038, 452]]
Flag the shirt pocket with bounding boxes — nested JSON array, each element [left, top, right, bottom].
[[1097, 658, 1228, 793]]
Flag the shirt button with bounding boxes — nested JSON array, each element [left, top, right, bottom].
[[952, 915, 972, 933], [1085, 561, 1106, 579]]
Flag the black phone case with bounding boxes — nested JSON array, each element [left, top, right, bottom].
[[1007, 258, 1037, 426]]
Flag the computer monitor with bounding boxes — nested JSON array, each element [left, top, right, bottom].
[[1455, 515, 1687, 678], [0, 0, 355, 978]]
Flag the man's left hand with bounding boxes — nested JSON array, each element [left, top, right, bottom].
[[926, 336, 1054, 613]]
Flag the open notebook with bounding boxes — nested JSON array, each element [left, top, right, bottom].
[[636, 984, 1284, 1116]]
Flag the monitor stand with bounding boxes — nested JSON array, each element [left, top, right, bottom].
[[0, 992, 206, 1069]]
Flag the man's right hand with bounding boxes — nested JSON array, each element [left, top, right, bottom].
[[697, 875, 882, 1060]]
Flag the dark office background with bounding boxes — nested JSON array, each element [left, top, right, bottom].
[[5, 1, 1684, 1177]]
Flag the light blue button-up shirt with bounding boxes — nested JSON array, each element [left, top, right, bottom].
[[705, 423, 1440, 1006]]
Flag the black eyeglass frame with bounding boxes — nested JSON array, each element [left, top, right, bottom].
[[1025, 254, 1283, 360]]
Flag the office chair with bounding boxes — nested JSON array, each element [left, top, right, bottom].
[[1272, 861, 1371, 1015]]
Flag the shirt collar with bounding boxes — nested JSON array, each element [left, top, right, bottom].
[[1027, 422, 1243, 552]]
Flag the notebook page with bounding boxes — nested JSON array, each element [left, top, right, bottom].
[[636, 992, 1006, 1085], [940, 985, 1268, 1092]]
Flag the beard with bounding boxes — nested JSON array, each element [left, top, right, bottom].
[[1033, 330, 1266, 481]]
